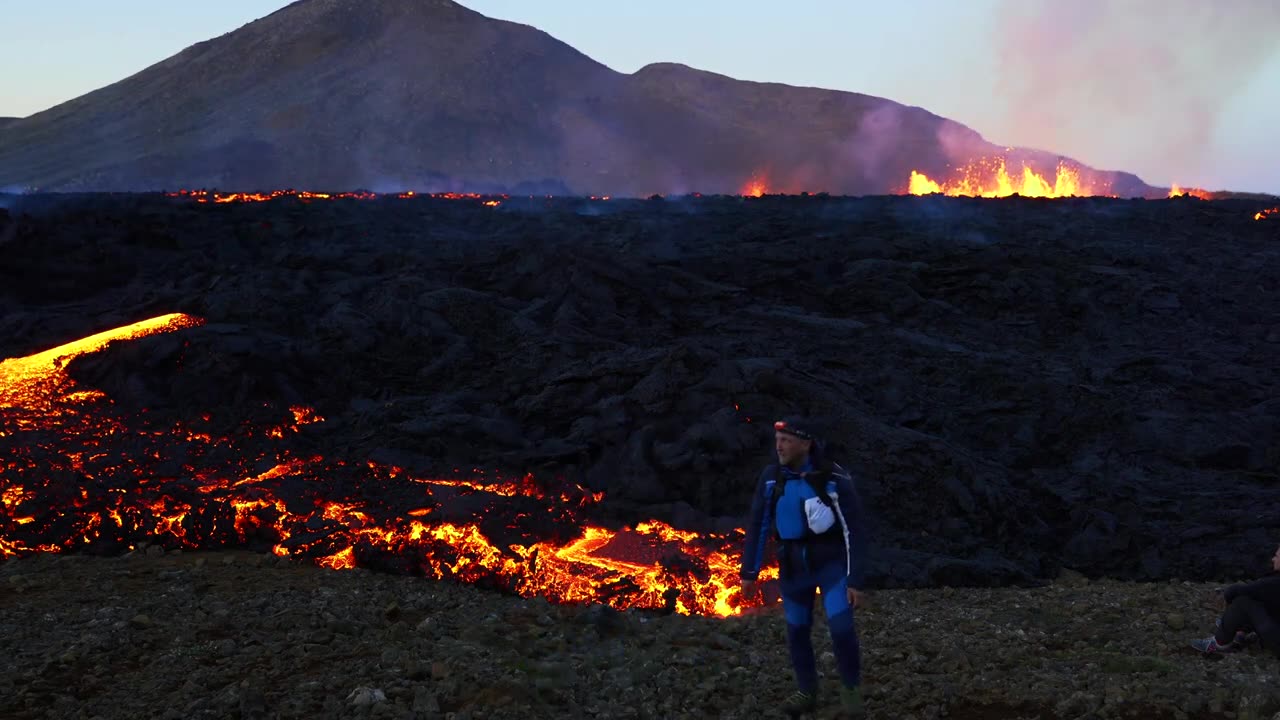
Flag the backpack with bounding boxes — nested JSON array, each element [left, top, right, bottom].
[[766, 460, 841, 540]]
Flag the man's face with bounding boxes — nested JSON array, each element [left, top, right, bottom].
[[775, 431, 811, 466]]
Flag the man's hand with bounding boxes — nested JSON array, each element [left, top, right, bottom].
[[847, 587, 865, 609]]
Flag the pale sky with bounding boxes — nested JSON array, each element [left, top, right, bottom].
[[2, 0, 1277, 194]]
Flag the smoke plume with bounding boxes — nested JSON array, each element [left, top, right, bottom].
[[990, 0, 1280, 187]]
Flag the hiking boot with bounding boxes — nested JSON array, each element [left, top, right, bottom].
[[1189, 635, 1239, 655], [837, 685, 867, 719], [1213, 620, 1255, 648], [781, 689, 817, 718]]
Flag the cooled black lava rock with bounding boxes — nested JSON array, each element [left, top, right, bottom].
[[2, 192, 1278, 588]]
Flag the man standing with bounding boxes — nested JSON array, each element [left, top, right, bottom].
[[741, 417, 870, 719]]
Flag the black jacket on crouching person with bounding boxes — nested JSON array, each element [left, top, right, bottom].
[[1216, 574, 1280, 656]]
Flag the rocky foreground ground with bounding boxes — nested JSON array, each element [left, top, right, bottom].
[[3, 550, 1277, 720]]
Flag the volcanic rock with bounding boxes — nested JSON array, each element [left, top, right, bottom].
[[0, 207, 13, 247], [0, 0, 1152, 196], [1, 192, 1278, 591]]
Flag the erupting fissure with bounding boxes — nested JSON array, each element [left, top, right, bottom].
[[0, 316, 776, 617], [1169, 184, 1214, 200], [907, 157, 1109, 198]]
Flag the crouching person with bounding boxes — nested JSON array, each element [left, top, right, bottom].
[[1190, 542, 1280, 657], [740, 417, 870, 719]]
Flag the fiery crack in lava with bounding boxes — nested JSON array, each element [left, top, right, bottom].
[[165, 189, 508, 206], [907, 157, 1110, 198], [1255, 207, 1279, 221], [163, 190, 609, 207], [0, 315, 776, 617]]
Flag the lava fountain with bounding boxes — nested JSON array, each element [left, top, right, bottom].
[[907, 157, 1110, 198], [0, 315, 777, 617], [741, 175, 768, 198]]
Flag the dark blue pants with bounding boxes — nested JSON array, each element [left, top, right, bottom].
[[779, 548, 862, 693]]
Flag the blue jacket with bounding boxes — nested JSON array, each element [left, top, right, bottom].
[[739, 459, 869, 588]]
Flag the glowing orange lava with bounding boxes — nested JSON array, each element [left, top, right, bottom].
[[907, 158, 1110, 198], [0, 313, 205, 414], [0, 315, 776, 616], [165, 189, 507, 205], [741, 175, 768, 198], [1169, 184, 1213, 200], [1255, 207, 1279, 221]]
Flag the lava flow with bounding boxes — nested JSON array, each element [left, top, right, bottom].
[[1256, 207, 1279, 221], [907, 157, 1109, 198], [0, 315, 776, 617], [165, 189, 506, 206]]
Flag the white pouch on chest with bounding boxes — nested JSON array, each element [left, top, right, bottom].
[[803, 496, 836, 534]]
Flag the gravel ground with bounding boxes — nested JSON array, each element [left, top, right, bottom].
[[3, 550, 1277, 720]]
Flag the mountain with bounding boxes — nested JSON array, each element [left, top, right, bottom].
[[0, 0, 1155, 197]]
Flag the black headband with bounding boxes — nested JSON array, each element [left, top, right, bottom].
[[773, 419, 815, 441]]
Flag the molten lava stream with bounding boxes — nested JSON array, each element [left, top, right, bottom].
[[0, 314, 776, 617]]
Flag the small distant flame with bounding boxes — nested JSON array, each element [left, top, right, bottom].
[[1169, 184, 1213, 200], [1256, 207, 1279, 221], [741, 175, 768, 198], [907, 158, 1109, 198]]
